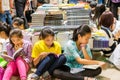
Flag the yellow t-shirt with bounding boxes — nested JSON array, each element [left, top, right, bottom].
[[32, 40, 61, 58]]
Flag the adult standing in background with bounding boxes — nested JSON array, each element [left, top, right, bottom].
[[0, 0, 13, 25], [14, 0, 29, 29], [107, 0, 120, 20]]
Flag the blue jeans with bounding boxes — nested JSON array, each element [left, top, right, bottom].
[[0, 11, 12, 25], [69, 0, 78, 4], [98, 0, 104, 4], [35, 54, 66, 76]]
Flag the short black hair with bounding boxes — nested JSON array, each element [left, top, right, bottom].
[[40, 27, 54, 39], [12, 17, 24, 26], [0, 22, 12, 37], [90, 1, 97, 8], [37, 0, 46, 4]]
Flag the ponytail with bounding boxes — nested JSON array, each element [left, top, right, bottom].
[[72, 25, 91, 41]]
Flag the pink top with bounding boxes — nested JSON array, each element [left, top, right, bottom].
[[6, 40, 32, 63]]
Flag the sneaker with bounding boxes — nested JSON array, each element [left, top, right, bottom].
[[31, 73, 39, 80]]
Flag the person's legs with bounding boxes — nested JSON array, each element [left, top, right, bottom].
[[14, 0, 28, 29], [2, 61, 18, 80], [5, 11, 12, 25], [0, 13, 6, 23], [48, 54, 66, 75], [53, 69, 84, 80], [16, 56, 29, 80], [53, 67, 100, 80], [77, 67, 102, 77], [110, 2, 118, 19], [14, 0, 26, 17], [35, 54, 55, 76]]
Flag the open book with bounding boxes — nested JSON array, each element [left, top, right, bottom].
[[83, 64, 100, 70], [70, 68, 85, 74], [1, 48, 23, 62]]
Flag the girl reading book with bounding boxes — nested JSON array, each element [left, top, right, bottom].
[[2, 29, 32, 80], [62, 25, 105, 80], [31, 27, 66, 80]]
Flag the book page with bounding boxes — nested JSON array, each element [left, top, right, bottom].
[[1, 54, 13, 62], [83, 65, 100, 70], [70, 68, 85, 74], [13, 48, 23, 59]]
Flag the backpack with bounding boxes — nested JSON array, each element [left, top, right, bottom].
[[111, 0, 120, 3]]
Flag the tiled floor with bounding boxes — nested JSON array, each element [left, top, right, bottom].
[[98, 66, 120, 80], [93, 52, 120, 80]]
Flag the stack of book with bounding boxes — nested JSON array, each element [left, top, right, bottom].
[[31, 11, 46, 26], [62, 7, 90, 25], [44, 14, 63, 26]]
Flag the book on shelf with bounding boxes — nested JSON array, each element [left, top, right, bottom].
[[1, 48, 23, 62]]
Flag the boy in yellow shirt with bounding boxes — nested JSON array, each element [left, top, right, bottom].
[[31, 27, 66, 80]]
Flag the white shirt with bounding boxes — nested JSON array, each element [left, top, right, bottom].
[[109, 44, 120, 70], [2, 0, 10, 11]]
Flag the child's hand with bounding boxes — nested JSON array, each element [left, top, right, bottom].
[[14, 44, 22, 51], [39, 52, 49, 60], [98, 61, 107, 69], [80, 44, 86, 48]]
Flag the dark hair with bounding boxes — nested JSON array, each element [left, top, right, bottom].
[[40, 27, 54, 39], [37, 0, 46, 4], [90, 1, 97, 8], [87, 0, 94, 3], [12, 17, 24, 27], [9, 29, 23, 49], [72, 25, 91, 41], [99, 11, 114, 28], [92, 4, 106, 21], [0, 22, 12, 37]]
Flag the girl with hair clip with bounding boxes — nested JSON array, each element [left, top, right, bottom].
[[31, 27, 66, 80], [2, 29, 32, 80], [98, 11, 120, 56], [61, 25, 105, 80], [0, 22, 12, 53]]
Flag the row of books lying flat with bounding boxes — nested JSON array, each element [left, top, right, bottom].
[[62, 7, 90, 25], [31, 11, 63, 26]]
